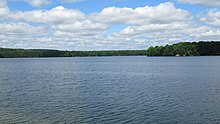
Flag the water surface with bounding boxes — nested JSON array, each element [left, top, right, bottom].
[[0, 56, 220, 123]]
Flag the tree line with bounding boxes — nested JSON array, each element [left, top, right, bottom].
[[0, 48, 147, 58], [146, 41, 220, 56], [0, 41, 219, 58]]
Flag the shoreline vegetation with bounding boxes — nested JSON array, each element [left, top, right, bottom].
[[146, 41, 220, 56], [0, 41, 219, 58], [0, 48, 147, 58]]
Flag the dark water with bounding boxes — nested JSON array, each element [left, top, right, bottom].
[[0, 56, 220, 124]]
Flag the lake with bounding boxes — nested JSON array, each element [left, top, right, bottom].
[[0, 56, 220, 124]]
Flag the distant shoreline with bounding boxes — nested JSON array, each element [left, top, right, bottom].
[[0, 55, 220, 59], [0, 48, 147, 58], [146, 41, 220, 56], [1, 41, 220, 58]]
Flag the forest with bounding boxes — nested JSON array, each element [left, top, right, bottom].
[[146, 41, 220, 56], [0, 41, 219, 58], [0, 48, 147, 58]]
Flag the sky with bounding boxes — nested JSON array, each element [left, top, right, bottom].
[[0, 0, 220, 50]]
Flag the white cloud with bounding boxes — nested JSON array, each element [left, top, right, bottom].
[[0, 2, 219, 50], [12, 6, 85, 24], [190, 27, 220, 41], [92, 2, 189, 25], [92, 7, 132, 24], [177, 0, 220, 6], [0, 22, 47, 49], [0, 0, 9, 18], [0, 0, 7, 7], [130, 2, 189, 25], [119, 23, 189, 35], [25, 0, 51, 7], [9, 2, 190, 27], [200, 9, 220, 27], [0, 6, 9, 18], [0, 22, 44, 36], [53, 20, 107, 32]]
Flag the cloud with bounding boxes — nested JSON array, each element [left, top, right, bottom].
[[0, 0, 9, 18], [8, 2, 190, 26], [177, 0, 220, 6], [119, 23, 189, 36], [12, 6, 85, 24], [92, 2, 189, 25], [0, 22, 44, 36], [0, 7, 9, 18], [52, 20, 107, 33], [92, 7, 133, 24], [0, 2, 219, 50], [0, 22, 46, 49], [200, 9, 220, 27], [185, 26, 220, 41], [0, 0, 7, 7], [24, 0, 51, 7]]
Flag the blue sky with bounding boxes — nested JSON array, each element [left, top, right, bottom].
[[0, 0, 220, 50], [8, 0, 207, 13]]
